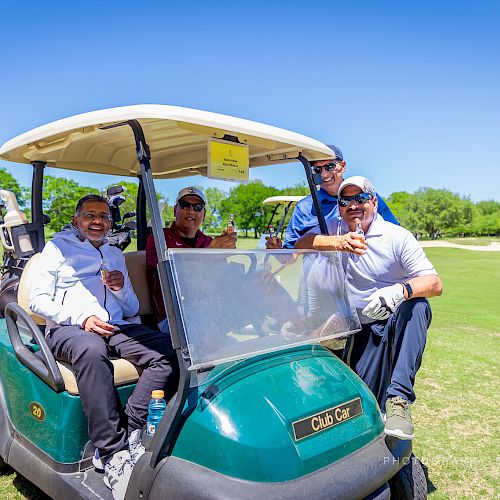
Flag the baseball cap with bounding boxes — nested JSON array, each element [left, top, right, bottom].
[[338, 176, 376, 196], [324, 144, 343, 161], [176, 186, 207, 205]]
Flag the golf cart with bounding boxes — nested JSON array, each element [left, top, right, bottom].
[[256, 195, 305, 249], [0, 105, 424, 499], [262, 195, 305, 237]]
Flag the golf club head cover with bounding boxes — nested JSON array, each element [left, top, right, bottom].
[[362, 283, 405, 320]]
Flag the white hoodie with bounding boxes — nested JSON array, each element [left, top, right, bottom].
[[30, 229, 139, 329]]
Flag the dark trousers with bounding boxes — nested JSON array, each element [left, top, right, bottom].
[[345, 298, 432, 412], [46, 323, 178, 456]]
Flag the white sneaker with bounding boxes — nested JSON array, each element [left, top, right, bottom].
[[128, 429, 146, 466], [103, 450, 133, 500], [93, 448, 104, 472]]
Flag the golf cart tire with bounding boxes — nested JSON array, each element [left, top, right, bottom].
[[388, 454, 427, 500]]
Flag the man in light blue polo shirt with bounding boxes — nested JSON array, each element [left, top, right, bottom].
[[282, 145, 398, 249], [296, 176, 442, 440]]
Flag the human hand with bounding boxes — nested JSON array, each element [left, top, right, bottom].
[[265, 235, 282, 249], [362, 284, 405, 320], [82, 315, 118, 337], [336, 232, 367, 255], [103, 270, 124, 291], [209, 232, 237, 249]]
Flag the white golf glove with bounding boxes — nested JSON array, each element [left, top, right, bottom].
[[362, 284, 405, 321]]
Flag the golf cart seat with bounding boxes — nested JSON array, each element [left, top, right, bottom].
[[16, 253, 141, 395], [124, 250, 153, 317]]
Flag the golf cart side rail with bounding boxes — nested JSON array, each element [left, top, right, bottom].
[[126, 120, 192, 468], [4, 302, 64, 392]]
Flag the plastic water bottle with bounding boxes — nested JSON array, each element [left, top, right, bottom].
[[146, 390, 167, 436]]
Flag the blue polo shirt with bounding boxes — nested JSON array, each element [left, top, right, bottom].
[[283, 188, 399, 249]]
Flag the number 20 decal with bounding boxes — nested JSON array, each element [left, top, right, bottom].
[[29, 402, 46, 421]]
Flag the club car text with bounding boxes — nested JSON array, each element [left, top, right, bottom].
[[293, 398, 363, 441]]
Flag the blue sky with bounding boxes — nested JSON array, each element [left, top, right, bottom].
[[0, 0, 498, 203]]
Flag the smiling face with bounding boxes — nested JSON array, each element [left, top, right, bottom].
[[173, 195, 206, 238], [71, 200, 111, 247], [312, 159, 346, 196], [338, 185, 378, 232]]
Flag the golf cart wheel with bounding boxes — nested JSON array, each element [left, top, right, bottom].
[[388, 454, 427, 500]]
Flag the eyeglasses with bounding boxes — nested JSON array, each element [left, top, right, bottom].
[[178, 200, 205, 212], [78, 212, 112, 222], [338, 193, 374, 207], [312, 161, 342, 175]]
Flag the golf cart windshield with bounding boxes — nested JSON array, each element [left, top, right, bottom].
[[168, 248, 360, 370]]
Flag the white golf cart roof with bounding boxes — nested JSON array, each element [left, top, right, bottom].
[[262, 195, 306, 205], [0, 105, 335, 179]]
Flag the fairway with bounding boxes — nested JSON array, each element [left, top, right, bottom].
[[0, 248, 498, 499], [412, 248, 499, 498]]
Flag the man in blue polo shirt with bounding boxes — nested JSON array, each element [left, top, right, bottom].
[[295, 176, 442, 440], [283, 145, 398, 249]]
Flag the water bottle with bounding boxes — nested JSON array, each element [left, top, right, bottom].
[[146, 390, 167, 436]]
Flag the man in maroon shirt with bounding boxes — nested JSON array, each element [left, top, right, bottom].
[[146, 187, 236, 331]]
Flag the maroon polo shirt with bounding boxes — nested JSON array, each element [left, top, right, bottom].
[[146, 223, 213, 322]]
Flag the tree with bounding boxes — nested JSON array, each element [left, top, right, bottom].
[[0, 167, 27, 208], [475, 200, 500, 216], [43, 175, 99, 232], [220, 181, 280, 237], [203, 187, 227, 233], [280, 181, 309, 197], [387, 188, 475, 239]]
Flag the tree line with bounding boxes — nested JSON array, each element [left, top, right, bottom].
[[1, 167, 498, 239]]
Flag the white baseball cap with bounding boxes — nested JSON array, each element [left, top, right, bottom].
[[338, 176, 376, 197], [176, 186, 207, 205]]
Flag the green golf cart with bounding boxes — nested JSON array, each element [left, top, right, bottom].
[[0, 105, 425, 499]]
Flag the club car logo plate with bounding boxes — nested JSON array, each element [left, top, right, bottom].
[[292, 397, 363, 441], [29, 402, 46, 422]]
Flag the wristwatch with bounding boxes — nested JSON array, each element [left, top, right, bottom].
[[403, 282, 413, 299]]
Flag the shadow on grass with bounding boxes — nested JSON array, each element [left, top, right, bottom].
[[421, 460, 437, 494], [1, 463, 49, 499]]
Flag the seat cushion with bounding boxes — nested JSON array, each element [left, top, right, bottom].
[[18, 253, 46, 325], [57, 358, 140, 395], [125, 250, 152, 316]]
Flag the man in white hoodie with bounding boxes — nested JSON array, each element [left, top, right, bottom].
[[30, 194, 178, 499]]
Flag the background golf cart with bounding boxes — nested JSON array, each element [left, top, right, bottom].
[[0, 105, 423, 499], [256, 195, 305, 248]]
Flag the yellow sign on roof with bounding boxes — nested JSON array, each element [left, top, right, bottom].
[[207, 138, 249, 182]]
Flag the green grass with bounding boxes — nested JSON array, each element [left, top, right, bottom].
[[412, 248, 500, 498], [1, 248, 499, 498]]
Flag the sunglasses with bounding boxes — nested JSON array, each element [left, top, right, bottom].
[[312, 161, 342, 175], [338, 193, 374, 207], [178, 200, 205, 212]]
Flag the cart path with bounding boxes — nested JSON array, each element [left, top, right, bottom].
[[419, 241, 500, 252]]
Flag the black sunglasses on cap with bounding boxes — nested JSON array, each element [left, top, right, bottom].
[[312, 161, 343, 175], [178, 200, 205, 212], [338, 193, 374, 207]]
